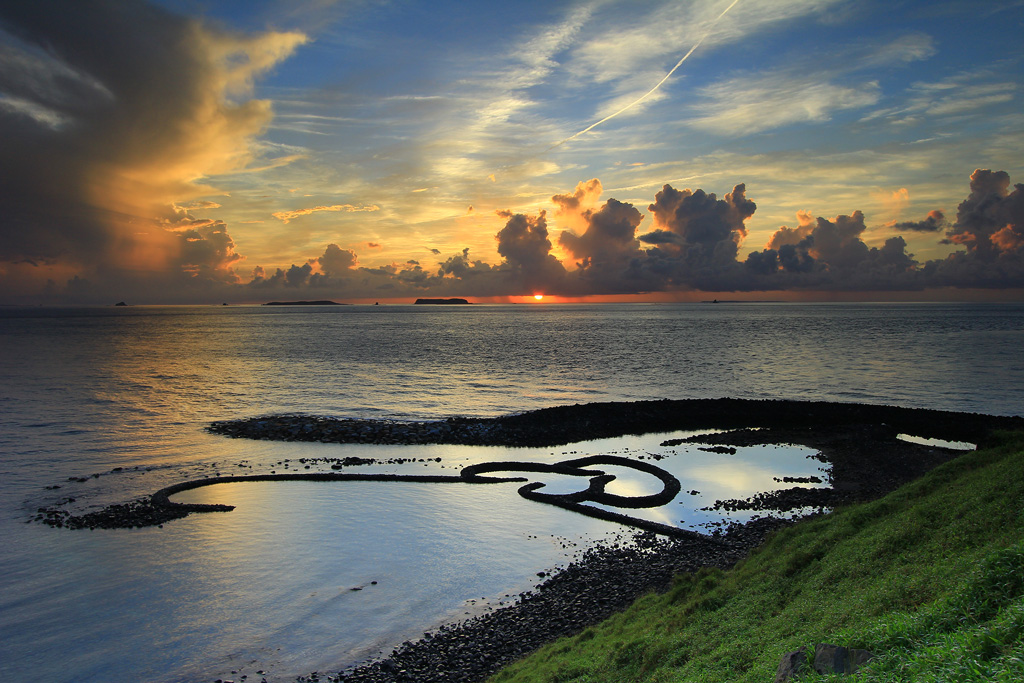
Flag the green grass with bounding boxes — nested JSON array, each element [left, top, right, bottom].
[[489, 431, 1024, 683]]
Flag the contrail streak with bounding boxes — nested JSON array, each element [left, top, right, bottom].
[[547, 0, 741, 151]]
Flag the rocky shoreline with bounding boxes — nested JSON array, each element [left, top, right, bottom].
[[207, 398, 1020, 449], [318, 520, 786, 683], [205, 399, 1024, 683], [36, 399, 1024, 682]]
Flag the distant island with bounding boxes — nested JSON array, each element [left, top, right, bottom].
[[414, 298, 470, 305], [262, 300, 347, 306]]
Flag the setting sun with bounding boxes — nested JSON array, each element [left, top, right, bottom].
[[533, 294, 544, 301]]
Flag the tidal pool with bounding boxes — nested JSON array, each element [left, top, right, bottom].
[[3, 430, 827, 683]]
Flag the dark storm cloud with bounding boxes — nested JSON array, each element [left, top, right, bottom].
[[802, 211, 872, 270], [551, 185, 651, 294], [249, 263, 313, 288], [607, 183, 756, 291], [925, 169, 1024, 288], [558, 199, 644, 265], [944, 170, 1024, 258], [0, 0, 304, 299], [645, 183, 755, 259], [496, 210, 552, 266], [495, 210, 567, 292], [438, 248, 492, 279], [177, 220, 243, 282], [636, 230, 680, 245], [740, 210, 921, 291]]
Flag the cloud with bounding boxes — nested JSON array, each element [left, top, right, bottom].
[[943, 170, 1024, 259], [546, 180, 654, 294], [894, 209, 947, 233], [552, 178, 604, 232], [690, 76, 881, 136], [862, 69, 1019, 126], [766, 210, 815, 249], [638, 183, 755, 281], [177, 200, 223, 210], [735, 170, 1024, 292], [548, 0, 741, 150], [168, 216, 243, 283], [495, 210, 566, 292], [561, 201, 643, 264], [737, 210, 921, 291], [271, 203, 380, 223], [317, 244, 358, 276], [926, 169, 1024, 288], [6, 161, 1024, 302], [565, 0, 844, 87], [0, 0, 306, 296], [683, 31, 939, 137], [249, 262, 315, 289]]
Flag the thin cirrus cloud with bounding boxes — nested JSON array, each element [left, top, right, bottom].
[[860, 68, 1019, 124], [563, 0, 842, 85], [684, 33, 938, 136], [547, 0, 741, 150], [0, 0, 1021, 304], [689, 77, 881, 135]]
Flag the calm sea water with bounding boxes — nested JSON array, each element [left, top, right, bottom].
[[1, 302, 1022, 682]]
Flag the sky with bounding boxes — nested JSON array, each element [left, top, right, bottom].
[[0, 0, 1022, 304]]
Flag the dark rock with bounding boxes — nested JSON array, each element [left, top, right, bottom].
[[813, 643, 874, 675], [699, 446, 737, 455], [774, 647, 808, 683]]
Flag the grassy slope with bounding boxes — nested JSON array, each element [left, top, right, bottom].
[[490, 432, 1024, 683]]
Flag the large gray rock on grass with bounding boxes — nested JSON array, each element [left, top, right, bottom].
[[813, 643, 874, 675], [774, 646, 808, 683], [775, 643, 874, 681]]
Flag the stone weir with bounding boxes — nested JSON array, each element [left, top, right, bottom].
[[207, 398, 1023, 449], [38, 453, 723, 547], [31, 399, 1024, 683]]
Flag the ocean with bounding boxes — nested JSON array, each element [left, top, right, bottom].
[[1, 302, 1022, 682]]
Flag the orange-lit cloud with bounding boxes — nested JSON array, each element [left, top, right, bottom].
[[241, 170, 1020, 300], [317, 244, 359, 275], [766, 210, 815, 249], [552, 178, 604, 233], [0, 0, 305, 300], [991, 226, 1024, 252], [271, 204, 381, 223]]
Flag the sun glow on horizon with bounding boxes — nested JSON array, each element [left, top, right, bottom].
[[533, 294, 544, 301]]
